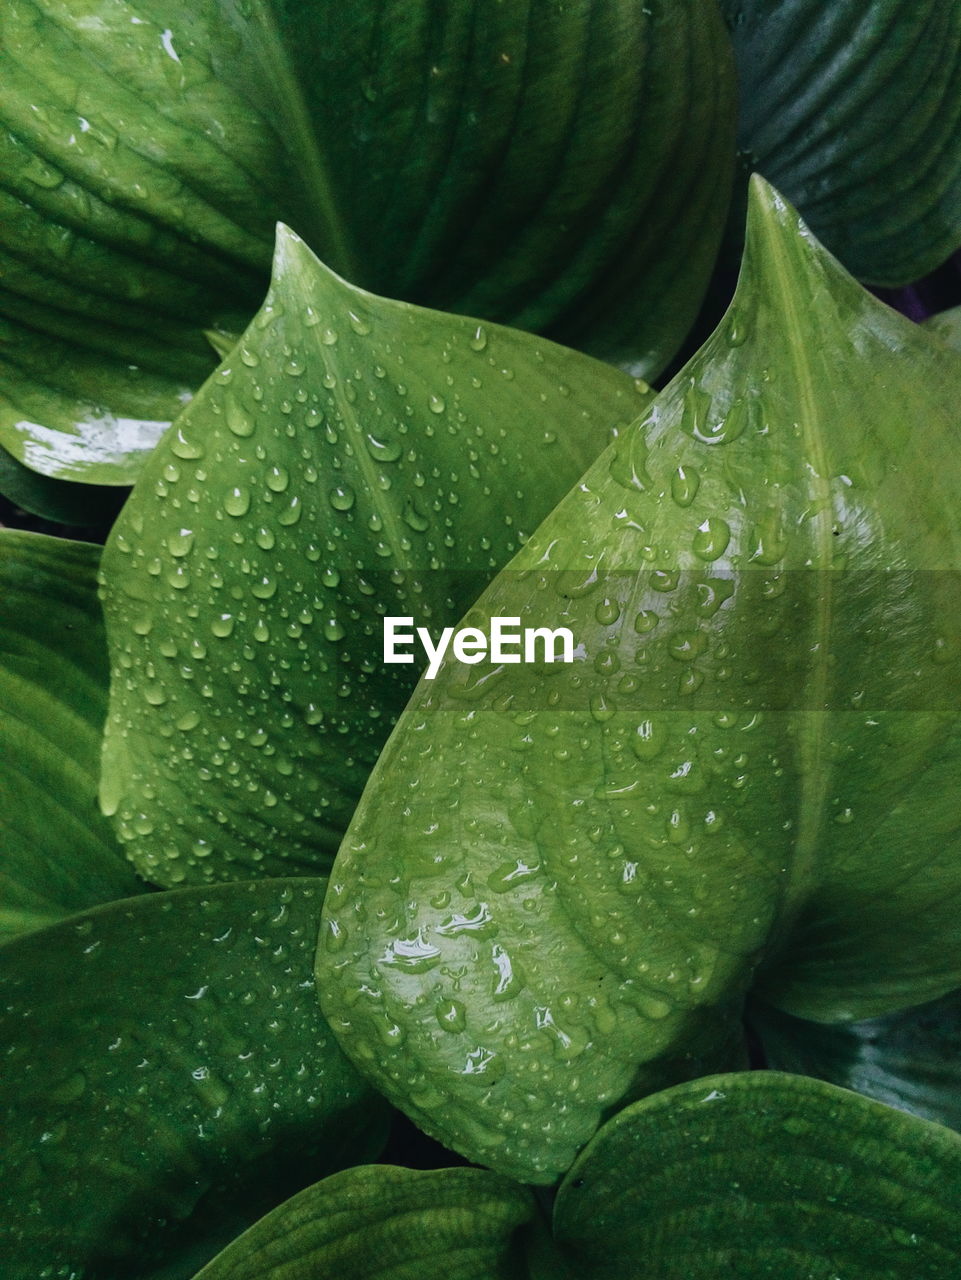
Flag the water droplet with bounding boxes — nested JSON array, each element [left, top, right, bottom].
[[402, 499, 430, 532], [749, 510, 788, 565], [436, 999, 467, 1032], [469, 325, 488, 351], [632, 718, 666, 761], [171, 429, 204, 460], [595, 598, 621, 626], [224, 486, 251, 517], [671, 465, 700, 507], [329, 485, 355, 511], [266, 466, 289, 493], [365, 433, 402, 462], [225, 398, 255, 437], [692, 517, 731, 561], [347, 310, 371, 335], [166, 528, 194, 558], [428, 394, 446, 414]]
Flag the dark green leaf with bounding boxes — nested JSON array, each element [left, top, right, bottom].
[[0, 443, 127, 523], [754, 992, 961, 1135], [553, 1072, 961, 1279], [0, 878, 389, 1280], [1, 0, 735, 481], [98, 227, 649, 887], [192, 1165, 533, 1280], [0, 529, 144, 939], [318, 177, 961, 1182], [719, 0, 961, 284]]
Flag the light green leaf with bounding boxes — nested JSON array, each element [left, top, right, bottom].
[[755, 992, 961, 1135], [317, 177, 961, 1183], [719, 0, 961, 284], [925, 305, 961, 352], [0, 878, 389, 1280], [1, 0, 734, 485], [192, 1165, 533, 1280], [0, 529, 144, 939], [553, 1072, 961, 1279], [97, 227, 649, 887]]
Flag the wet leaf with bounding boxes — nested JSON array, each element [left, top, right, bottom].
[[755, 992, 961, 1135], [318, 177, 961, 1182], [192, 1165, 533, 1280], [98, 228, 649, 886], [0, 878, 388, 1279], [553, 1072, 961, 1278], [720, 0, 961, 284], [0, 0, 734, 486], [0, 530, 144, 939]]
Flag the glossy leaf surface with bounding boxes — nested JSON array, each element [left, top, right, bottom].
[[193, 1165, 533, 1280], [0, 530, 143, 939], [98, 228, 649, 887], [1, 0, 733, 485], [756, 992, 961, 1135], [0, 879, 388, 1280], [553, 1072, 961, 1278], [318, 178, 961, 1182], [720, 0, 961, 284]]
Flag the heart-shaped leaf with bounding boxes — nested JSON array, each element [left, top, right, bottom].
[[0, 529, 145, 939], [317, 176, 961, 1183], [1, 0, 734, 487], [192, 1165, 534, 1280], [754, 992, 961, 1135], [0, 878, 388, 1280], [553, 1072, 961, 1278], [97, 227, 649, 887], [718, 0, 961, 284]]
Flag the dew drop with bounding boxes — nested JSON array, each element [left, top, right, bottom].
[[224, 486, 251, 517], [671, 465, 700, 507], [329, 485, 355, 511], [692, 517, 731, 562]]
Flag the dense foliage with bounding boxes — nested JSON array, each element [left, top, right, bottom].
[[3, 2, 961, 1277]]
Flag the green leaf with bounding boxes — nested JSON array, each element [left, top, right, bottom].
[[925, 305, 961, 352], [192, 1165, 533, 1280], [754, 992, 961, 1135], [98, 227, 649, 887], [0, 443, 127, 524], [0, 0, 734, 485], [0, 529, 144, 940], [317, 176, 961, 1183], [719, 0, 961, 284], [553, 1072, 961, 1279], [0, 878, 389, 1280]]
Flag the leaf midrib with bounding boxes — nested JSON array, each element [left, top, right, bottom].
[[246, 0, 360, 283], [769, 231, 836, 929]]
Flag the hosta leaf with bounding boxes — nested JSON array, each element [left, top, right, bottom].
[[553, 1072, 961, 1278], [925, 305, 961, 352], [0, 878, 388, 1280], [719, 0, 961, 284], [0, 444, 127, 523], [192, 1165, 533, 1280], [755, 992, 961, 1135], [0, 529, 144, 939], [317, 177, 961, 1183], [1, 0, 734, 486], [98, 228, 649, 887]]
